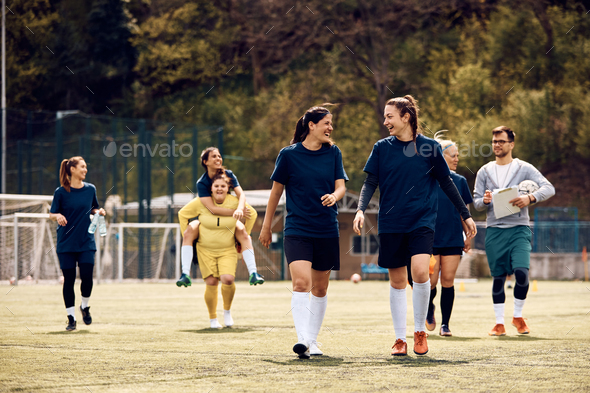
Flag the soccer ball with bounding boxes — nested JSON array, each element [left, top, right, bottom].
[[25, 275, 33, 281], [350, 273, 361, 283], [9, 276, 15, 285], [518, 180, 539, 195]]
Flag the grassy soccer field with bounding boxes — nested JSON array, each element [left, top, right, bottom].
[[1, 279, 589, 392]]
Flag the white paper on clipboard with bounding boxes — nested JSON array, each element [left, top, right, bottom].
[[493, 186, 520, 219]]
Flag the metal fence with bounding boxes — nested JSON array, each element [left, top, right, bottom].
[[473, 222, 590, 253], [2, 108, 222, 224]]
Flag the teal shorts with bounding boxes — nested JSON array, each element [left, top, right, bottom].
[[484, 226, 532, 277]]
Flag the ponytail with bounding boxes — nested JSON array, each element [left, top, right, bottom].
[[291, 105, 333, 145], [59, 156, 84, 192], [59, 159, 71, 193]]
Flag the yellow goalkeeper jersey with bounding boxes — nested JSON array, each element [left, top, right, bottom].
[[178, 195, 257, 250]]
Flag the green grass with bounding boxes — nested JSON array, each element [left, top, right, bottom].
[[1, 279, 589, 392]]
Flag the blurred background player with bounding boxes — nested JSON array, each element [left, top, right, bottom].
[[474, 126, 555, 336], [49, 156, 106, 331], [426, 133, 474, 337], [178, 173, 257, 328], [353, 96, 476, 356], [176, 147, 264, 287], [260, 105, 347, 359]]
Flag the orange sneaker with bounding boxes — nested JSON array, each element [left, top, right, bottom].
[[391, 339, 407, 356], [512, 317, 530, 334], [413, 331, 429, 355], [488, 324, 506, 336]]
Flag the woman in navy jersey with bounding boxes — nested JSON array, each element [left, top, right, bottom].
[[353, 96, 477, 356], [49, 156, 105, 331], [176, 147, 264, 288], [425, 133, 474, 337], [260, 105, 348, 359]]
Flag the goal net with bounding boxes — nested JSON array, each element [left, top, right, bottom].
[[99, 223, 181, 282], [0, 195, 60, 283]]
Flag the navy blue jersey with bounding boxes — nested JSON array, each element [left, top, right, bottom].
[[271, 143, 348, 238], [50, 183, 99, 253], [197, 169, 240, 198], [363, 134, 450, 233], [434, 172, 473, 248]]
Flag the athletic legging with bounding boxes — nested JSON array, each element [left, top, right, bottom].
[[62, 264, 94, 308], [492, 267, 529, 304]]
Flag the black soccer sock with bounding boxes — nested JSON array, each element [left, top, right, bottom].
[[427, 286, 437, 317], [440, 286, 455, 326], [62, 268, 76, 308], [492, 275, 506, 304], [513, 268, 529, 300], [407, 263, 413, 288], [79, 263, 95, 298]]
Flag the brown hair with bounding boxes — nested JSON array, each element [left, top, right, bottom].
[[291, 105, 334, 146], [211, 172, 231, 190], [492, 126, 515, 142], [200, 147, 226, 176], [385, 95, 421, 145], [59, 156, 84, 193]]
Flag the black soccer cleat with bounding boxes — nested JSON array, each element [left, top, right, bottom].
[[66, 315, 77, 331], [80, 306, 92, 325]]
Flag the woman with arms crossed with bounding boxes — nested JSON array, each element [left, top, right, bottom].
[[49, 156, 106, 331], [260, 105, 348, 359], [353, 96, 476, 356]]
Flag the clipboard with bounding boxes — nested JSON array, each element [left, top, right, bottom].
[[492, 186, 520, 219]]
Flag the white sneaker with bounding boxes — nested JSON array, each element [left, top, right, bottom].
[[210, 319, 223, 329], [310, 341, 323, 356], [223, 310, 234, 327], [293, 341, 310, 359]]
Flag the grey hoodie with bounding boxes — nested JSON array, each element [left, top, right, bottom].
[[473, 158, 555, 228]]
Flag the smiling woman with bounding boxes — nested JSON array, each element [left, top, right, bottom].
[[260, 104, 349, 359]]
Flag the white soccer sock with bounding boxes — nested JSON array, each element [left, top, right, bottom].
[[494, 303, 505, 324], [224, 310, 234, 327], [307, 294, 328, 344], [513, 298, 526, 318], [242, 247, 257, 275], [210, 318, 222, 329], [181, 245, 193, 275], [66, 306, 76, 320], [413, 280, 430, 333], [291, 291, 310, 343], [390, 286, 408, 342], [81, 297, 89, 309]]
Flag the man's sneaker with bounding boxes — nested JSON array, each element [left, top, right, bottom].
[[293, 341, 310, 359], [66, 315, 76, 331], [425, 305, 436, 331], [488, 324, 506, 336], [80, 306, 92, 325], [512, 317, 530, 334], [249, 272, 265, 286], [413, 331, 429, 355], [440, 324, 452, 336], [391, 339, 407, 356], [310, 341, 323, 356], [176, 273, 192, 287]]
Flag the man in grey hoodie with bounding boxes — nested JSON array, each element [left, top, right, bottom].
[[473, 126, 555, 336]]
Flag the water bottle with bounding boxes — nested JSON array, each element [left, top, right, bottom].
[[88, 214, 99, 234], [98, 215, 107, 237]]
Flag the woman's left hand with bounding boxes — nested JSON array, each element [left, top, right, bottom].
[[233, 208, 244, 220], [98, 208, 106, 216], [321, 193, 337, 207], [462, 217, 477, 239]]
